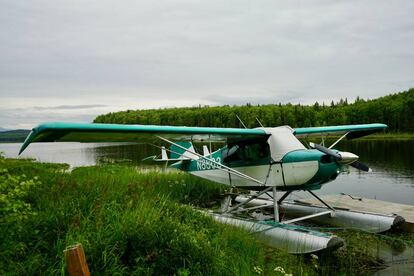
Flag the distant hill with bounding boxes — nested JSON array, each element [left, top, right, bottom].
[[94, 88, 414, 132], [0, 127, 10, 132], [0, 129, 30, 142]]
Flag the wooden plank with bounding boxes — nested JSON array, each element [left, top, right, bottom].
[[300, 194, 414, 232], [64, 243, 91, 276]]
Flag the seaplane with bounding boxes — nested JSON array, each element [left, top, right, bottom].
[[19, 121, 405, 253]]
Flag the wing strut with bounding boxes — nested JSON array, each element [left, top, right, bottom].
[[156, 136, 265, 186], [328, 132, 350, 149]]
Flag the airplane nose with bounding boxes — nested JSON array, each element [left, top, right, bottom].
[[337, 152, 359, 164]]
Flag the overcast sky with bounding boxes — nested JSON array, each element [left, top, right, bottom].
[[1, 1, 414, 129]]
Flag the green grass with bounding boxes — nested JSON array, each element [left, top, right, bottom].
[[1, 155, 412, 275], [0, 156, 311, 275]]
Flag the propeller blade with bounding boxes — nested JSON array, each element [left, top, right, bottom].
[[349, 161, 372, 172], [309, 142, 371, 172], [309, 142, 342, 160]]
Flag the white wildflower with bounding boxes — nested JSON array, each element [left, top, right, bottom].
[[253, 266, 263, 274], [274, 266, 285, 273], [310, 254, 319, 260]]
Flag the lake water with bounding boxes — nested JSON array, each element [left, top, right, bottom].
[[1, 140, 413, 205]]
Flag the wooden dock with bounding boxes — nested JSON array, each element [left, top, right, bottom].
[[299, 194, 414, 232]]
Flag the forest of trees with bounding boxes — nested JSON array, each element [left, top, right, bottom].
[[94, 88, 414, 132]]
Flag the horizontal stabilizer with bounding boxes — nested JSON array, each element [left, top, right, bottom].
[[170, 141, 198, 160], [151, 142, 198, 162]]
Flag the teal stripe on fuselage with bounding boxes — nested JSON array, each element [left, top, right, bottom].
[[282, 149, 325, 163]]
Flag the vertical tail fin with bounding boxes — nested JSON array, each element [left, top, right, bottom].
[[203, 145, 210, 156], [170, 141, 199, 160]]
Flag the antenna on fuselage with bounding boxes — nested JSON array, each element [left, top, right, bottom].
[[236, 115, 247, 129], [256, 117, 265, 128]]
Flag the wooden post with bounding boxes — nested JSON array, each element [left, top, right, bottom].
[[64, 243, 90, 276]]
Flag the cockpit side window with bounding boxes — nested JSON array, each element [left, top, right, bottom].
[[222, 139, 270, 166]]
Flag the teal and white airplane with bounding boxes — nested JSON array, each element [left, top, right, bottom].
[[19, 122, 387, 222]]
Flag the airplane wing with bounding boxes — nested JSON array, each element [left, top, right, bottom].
[[19, 122, 388, 154], [19, 122, 268, 154], [294, 123, 387, 139]]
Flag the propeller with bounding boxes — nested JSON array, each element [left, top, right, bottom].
[[309, 142, 342, 160], [349, 161, 372, 172], [309, 142, 371, 172]]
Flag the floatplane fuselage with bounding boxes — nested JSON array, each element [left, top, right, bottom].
[[167, 126, 358, 192]]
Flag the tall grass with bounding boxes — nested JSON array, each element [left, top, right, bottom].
[[2, 155, 408, 275], [1, 157, 311, 275]]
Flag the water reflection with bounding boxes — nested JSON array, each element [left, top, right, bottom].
[[315, 140, 414, 205], [372, 237, 414, 275], [88, 143, 159, 165], [337, 140, 414, 176], [1, 140, 413, 204]]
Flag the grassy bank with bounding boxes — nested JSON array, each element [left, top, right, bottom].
[[1, 155, 412, 275]]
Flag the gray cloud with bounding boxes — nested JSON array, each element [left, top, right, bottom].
[[1, 0, 414, 128], [32, 104, 107, 110], [0, 107, 99, 129], [0, 104, 110, 129], [204, 90, 308, 106]]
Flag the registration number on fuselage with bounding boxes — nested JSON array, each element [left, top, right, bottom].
[[196, 157, 222, 170]]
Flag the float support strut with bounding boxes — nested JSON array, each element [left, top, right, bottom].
[[308, 190, 335, 211], [273, 187, 279, 222], [226, 187, 272, 213], [278, 191, 292, 204]]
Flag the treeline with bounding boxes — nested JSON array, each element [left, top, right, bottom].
[[94, 88, 414, 132], [0, 130, 30, 142]]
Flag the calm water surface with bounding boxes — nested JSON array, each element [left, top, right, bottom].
[[1, 140, 413, 205], [311, 140, 414, 205]]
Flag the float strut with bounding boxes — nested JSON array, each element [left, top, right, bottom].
[[226, 187, 272, 213], [277, 191, 292, 204], [308, 190, 335, 211], [273, 187, 279, 222]]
